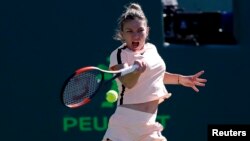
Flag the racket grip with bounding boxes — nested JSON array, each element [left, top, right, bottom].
[[120, 64, 139, 76]]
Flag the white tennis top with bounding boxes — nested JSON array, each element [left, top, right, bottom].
[[109, 43, 171, 104]]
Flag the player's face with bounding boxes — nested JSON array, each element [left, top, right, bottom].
[[121, 18, 149, 52]]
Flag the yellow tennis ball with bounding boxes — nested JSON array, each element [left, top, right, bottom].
[[106, 90, 118, 103]]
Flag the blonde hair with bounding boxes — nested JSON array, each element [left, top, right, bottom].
[[114, 3, 148, 41]]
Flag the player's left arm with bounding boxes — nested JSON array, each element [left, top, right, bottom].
[[163, 70, 207, 92]]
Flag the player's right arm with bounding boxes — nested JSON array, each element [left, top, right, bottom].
[[110, 60, 146, 89]]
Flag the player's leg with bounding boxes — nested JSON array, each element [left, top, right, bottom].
[[127, 109, 167, 141], [102, 110, 133, 141]]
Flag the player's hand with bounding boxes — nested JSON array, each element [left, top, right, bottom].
[[179, 70, 207, 92], [134, 60, 146, 73]]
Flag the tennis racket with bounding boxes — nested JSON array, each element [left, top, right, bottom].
[[61, 64, 138, 108]]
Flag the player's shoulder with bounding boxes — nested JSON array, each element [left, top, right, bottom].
[[112, 44, 126, 52], [110, 43, 126, 56], [145, 42, 158, 51]]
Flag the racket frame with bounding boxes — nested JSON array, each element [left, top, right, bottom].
[[61, 65, 137, 108]]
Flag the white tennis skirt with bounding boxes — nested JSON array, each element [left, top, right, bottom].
[[102, 106, 167, 141]]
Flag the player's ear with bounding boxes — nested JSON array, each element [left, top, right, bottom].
[[120, 31, 126, 42], [146, 26, 150, 37]]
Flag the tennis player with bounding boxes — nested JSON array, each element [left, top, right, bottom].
[[102, 3, 207, 141]]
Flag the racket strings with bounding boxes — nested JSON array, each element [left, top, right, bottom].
[[63, 70, 101, 106]]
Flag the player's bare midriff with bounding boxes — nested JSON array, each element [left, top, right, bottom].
[[119, 99, 159, 114]]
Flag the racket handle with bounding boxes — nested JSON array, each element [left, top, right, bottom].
[[120, 64, 139, 76]]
